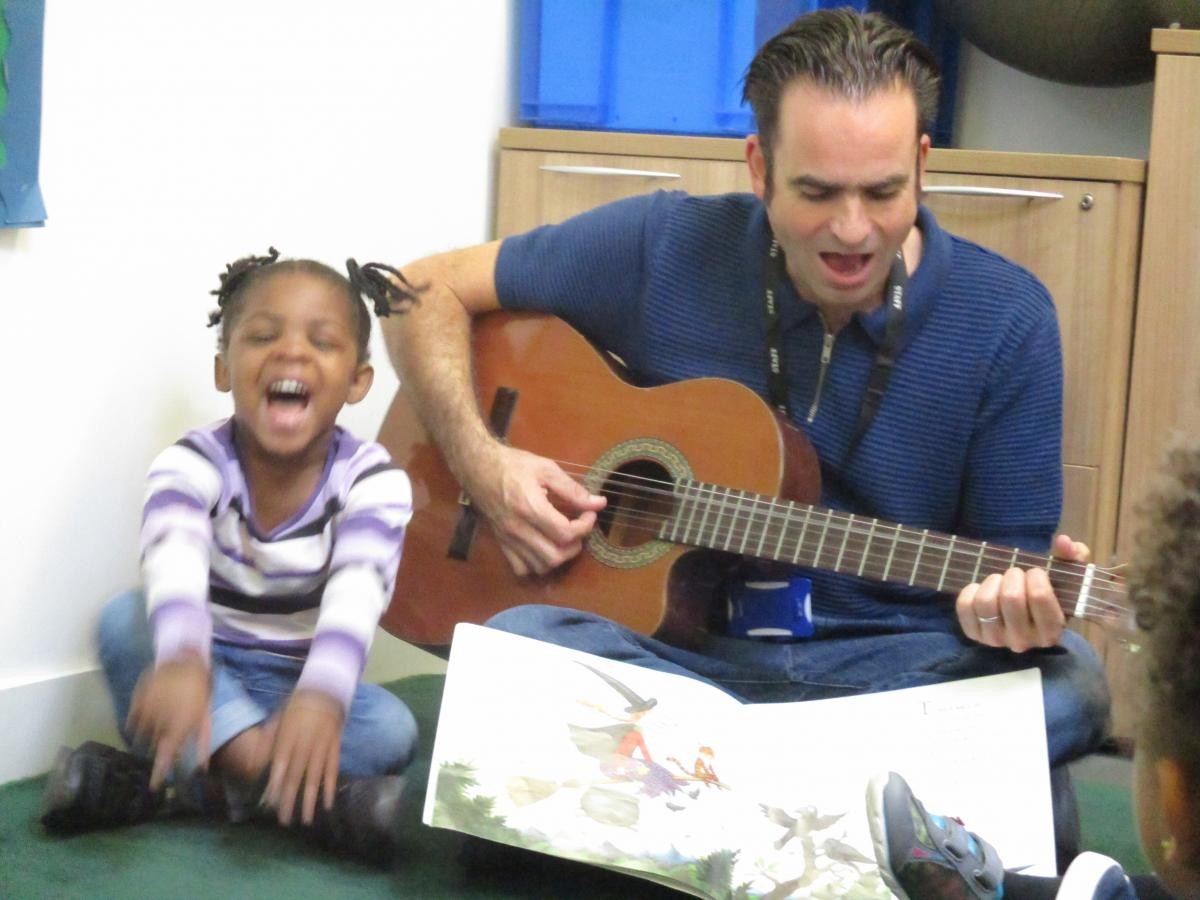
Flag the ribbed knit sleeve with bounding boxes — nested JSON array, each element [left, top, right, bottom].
[[496, 190, 677, 359], [140, 441, 219, 666], [959, 279, 1063, 551], [295, 458, 412, 712]]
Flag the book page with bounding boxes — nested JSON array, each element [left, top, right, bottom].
[[733, 669, 1055, 889], [425, 624, 1054, 899]]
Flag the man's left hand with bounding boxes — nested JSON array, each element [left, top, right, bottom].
[[956, 534, 1090, 652]]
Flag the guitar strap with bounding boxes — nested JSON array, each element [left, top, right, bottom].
[[762, 236, 908, 466]]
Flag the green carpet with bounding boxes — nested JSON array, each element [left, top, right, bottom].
[[0, 675, 680, 900], [0, 675, 1148, 899]]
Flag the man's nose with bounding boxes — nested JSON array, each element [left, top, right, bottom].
[[829, 196, 871, 246]]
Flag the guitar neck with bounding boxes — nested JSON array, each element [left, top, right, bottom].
[[662, 479, 1104, 617]]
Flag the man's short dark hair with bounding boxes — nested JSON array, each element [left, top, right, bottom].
[[743, 8, 940, 173]]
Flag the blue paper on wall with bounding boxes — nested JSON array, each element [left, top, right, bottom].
[[0, 0, 48, 228]]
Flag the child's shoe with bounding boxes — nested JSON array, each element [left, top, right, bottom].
[[1057, 852, 1137, 900], [866, 771, 1004, 899], [310, 774, 410, 866], [40, 741, 162, 834]]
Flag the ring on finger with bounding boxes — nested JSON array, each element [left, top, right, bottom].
[[977, 614, 1001, 624]]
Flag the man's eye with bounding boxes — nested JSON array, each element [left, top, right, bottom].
[[866, 188, 901, 202], [247, 333, 275, 344], [801, 190, 835, 202]]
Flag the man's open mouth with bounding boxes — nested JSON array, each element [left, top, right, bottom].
[[820, 252, 871, 276]]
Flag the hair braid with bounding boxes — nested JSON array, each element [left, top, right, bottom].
[[207, 246, 281, 328], [345, 258, 425, 317]]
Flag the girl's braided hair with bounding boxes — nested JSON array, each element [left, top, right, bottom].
[[207, 247, 424, 363]]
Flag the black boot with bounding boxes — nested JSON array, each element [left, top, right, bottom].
[[309, 774, 409, 866], [40, 741, 162, 834]]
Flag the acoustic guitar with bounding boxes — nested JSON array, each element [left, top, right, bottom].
[[376, 312, 1131, 649]]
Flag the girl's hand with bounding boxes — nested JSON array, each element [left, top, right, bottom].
[[263, 689, 344, 826], [127, 654, 211, 789]]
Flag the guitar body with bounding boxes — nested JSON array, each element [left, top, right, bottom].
[[377, 312, 821, 648]]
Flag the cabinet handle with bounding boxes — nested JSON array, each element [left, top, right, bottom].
[[922, 185, 1064, 200], [539, 165, 682, 179]]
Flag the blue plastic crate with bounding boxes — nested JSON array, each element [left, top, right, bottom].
[[518, 0, 867, 137]]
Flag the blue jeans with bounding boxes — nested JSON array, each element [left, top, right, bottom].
[[97, 590, 417, 778], [485, 604, 1110, 766]]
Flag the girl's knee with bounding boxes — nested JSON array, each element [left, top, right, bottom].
[[96, 590, 151, 672], [342, 691, 418, 777]]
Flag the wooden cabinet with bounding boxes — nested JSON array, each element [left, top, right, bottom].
[[494, 127, 1146, 736], [1118, 30, 1200, 558]]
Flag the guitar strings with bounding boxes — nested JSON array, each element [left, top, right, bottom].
[[543, 459, 1133, 623], [581, 468, 1132, 619], [576, 482, 1133, 625]]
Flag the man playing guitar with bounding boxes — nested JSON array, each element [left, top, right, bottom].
[[380, 9, 1109, 870]]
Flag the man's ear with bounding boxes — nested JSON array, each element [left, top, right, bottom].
[[746, 135, 768, 201], [214, 354, 231, 393], [346, 364, 374, 406], [1158, 757, 1200, 864], [915, 133, 931, 194]]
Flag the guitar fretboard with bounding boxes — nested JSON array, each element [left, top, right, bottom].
[[661, 478, 1103, 618]]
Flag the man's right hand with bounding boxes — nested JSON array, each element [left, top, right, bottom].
[[469, 442, 607, 576], [379, 243, 604, 576]]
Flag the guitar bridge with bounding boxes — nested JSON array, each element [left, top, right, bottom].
[[447, 386, 518, 560]]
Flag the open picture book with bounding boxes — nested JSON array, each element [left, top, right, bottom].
[[423, 623, 1056, 899]]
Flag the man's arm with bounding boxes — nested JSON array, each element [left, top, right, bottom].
[[948, 281, 1080, 653], [380, 242, 604, 576]]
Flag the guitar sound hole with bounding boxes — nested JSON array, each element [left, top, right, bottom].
[[596, 459, 674, 549]]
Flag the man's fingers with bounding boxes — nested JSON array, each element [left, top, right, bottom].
[[996, 567, 1035, 652], [955, 581, 982, 642], [496, 515, 581, 575], [1053, 533, 1091, 563], [545, 465, 606, 512], [498, 542, 531, 577], [1026, 566, 1066, 646], [958, 573, 1008, 648]]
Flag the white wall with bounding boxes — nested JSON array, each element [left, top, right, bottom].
[[953, 42, 1154, 159], [0, 1, 513, 783]]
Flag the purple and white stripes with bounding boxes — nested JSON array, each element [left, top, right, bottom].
[[139, 419, 412, 711]]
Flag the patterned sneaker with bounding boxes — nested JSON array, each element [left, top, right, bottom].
[[40, 741, 162, 834], [866, 771, 1005, 899], [1057, 852, 1136, 900]]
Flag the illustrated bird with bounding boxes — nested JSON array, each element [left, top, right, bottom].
[[759, 804, 845, 849], [822, 836, 876, 868]]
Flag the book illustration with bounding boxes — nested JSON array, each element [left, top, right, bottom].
[[424, 624, 1055, 899]]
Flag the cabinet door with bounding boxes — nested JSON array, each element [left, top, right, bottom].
[[922, 172, 1140, 563], [496, 149, 748, 237]]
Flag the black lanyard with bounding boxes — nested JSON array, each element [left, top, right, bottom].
[[762, 237, 908, 463]]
